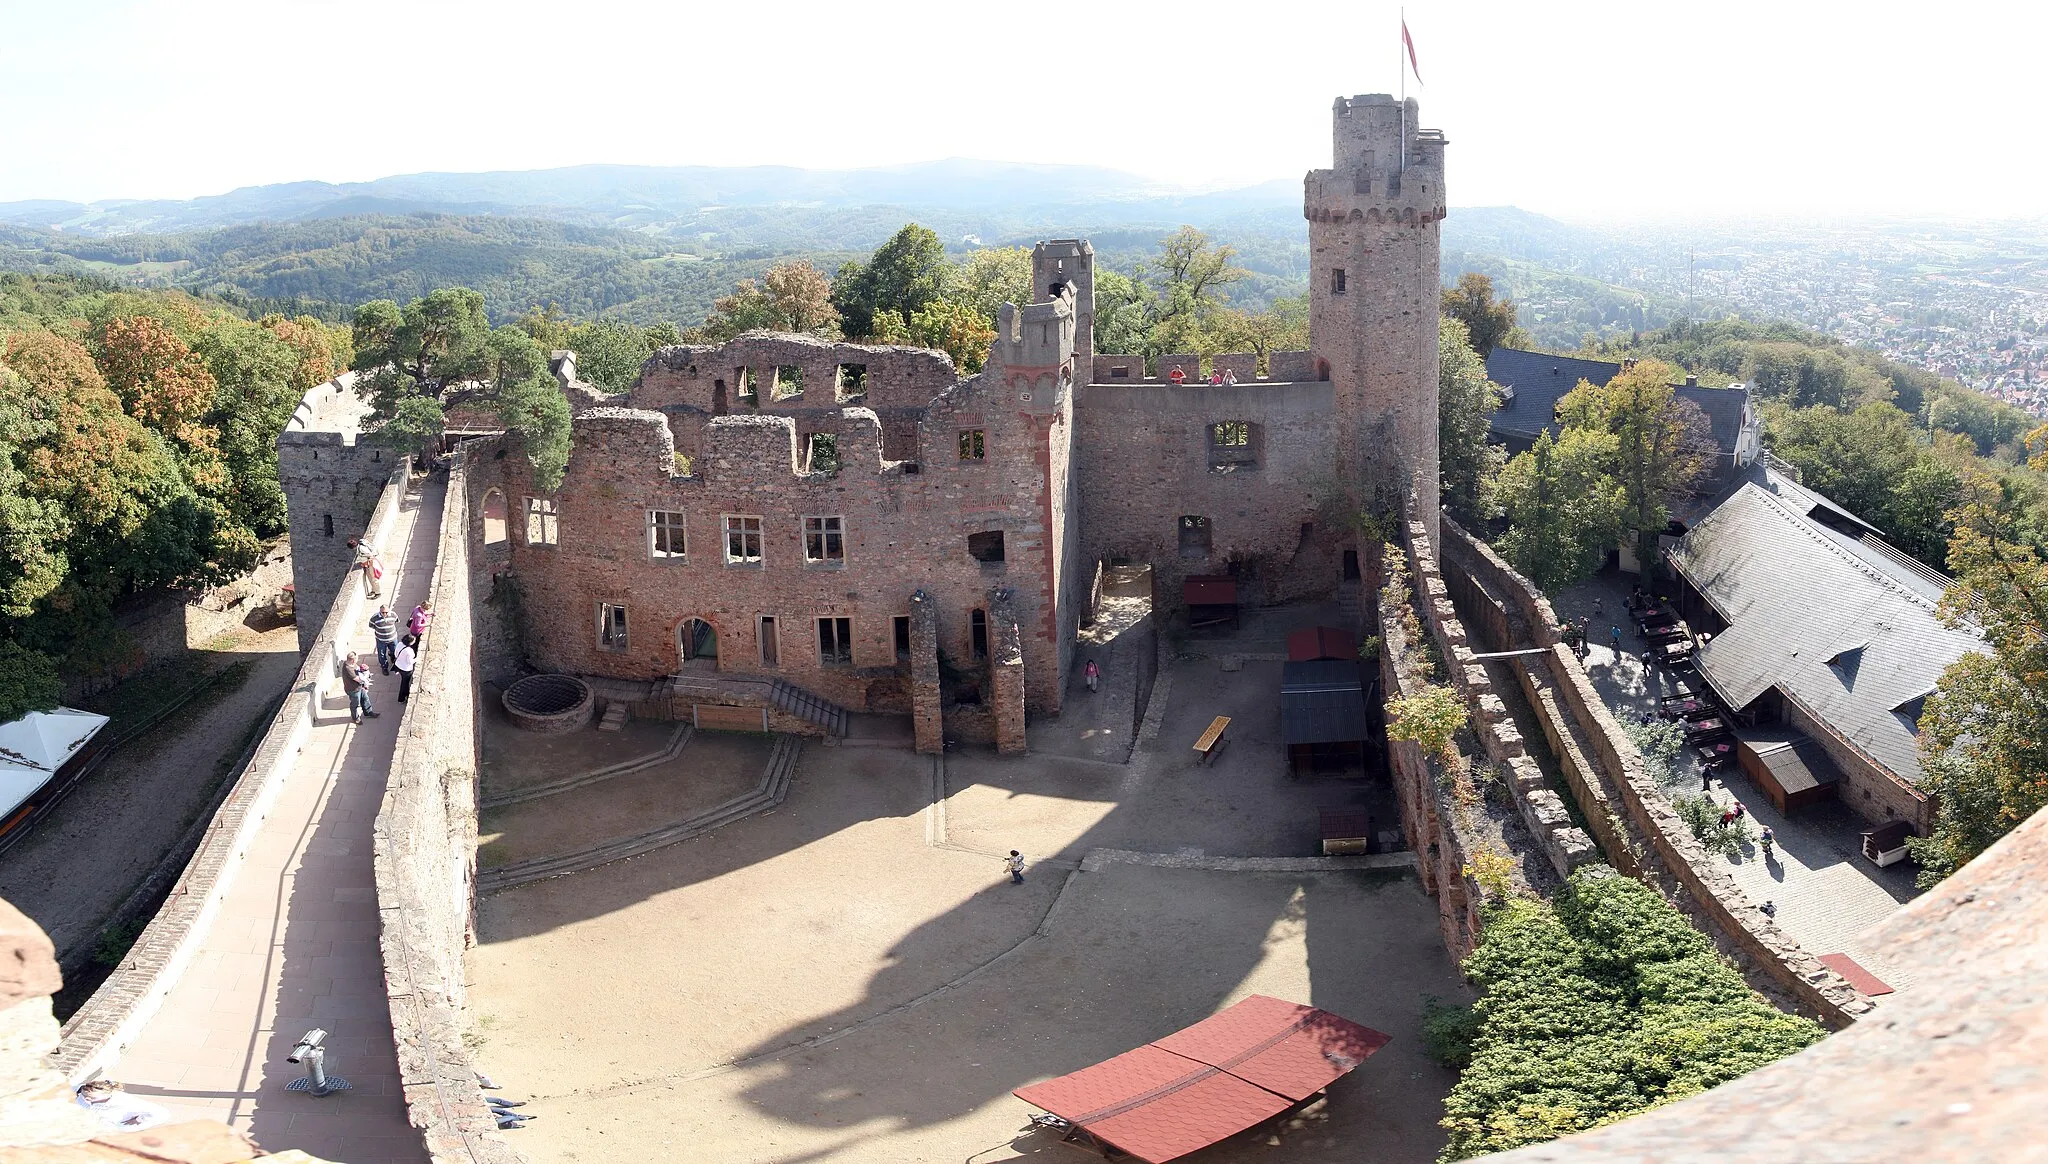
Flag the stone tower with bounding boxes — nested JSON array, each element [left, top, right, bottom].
[[1305, 94, 1447, 546], [1032, 239, 1094, 358], [277, 374, 394, 654]]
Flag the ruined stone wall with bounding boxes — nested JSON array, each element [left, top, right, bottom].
[[1086, 351, 1318, 384], [1073, 380, 1343, 614], [373, 452, 520, 1164], [477, 361, 1073, 720], [1435, 517, 1872, 1028]]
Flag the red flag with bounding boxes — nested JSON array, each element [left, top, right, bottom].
[[1402, 18, 1423, 84]]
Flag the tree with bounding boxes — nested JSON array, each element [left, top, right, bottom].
[[694, 261, 841, 342], [0, 639, 61, 725], [350, 288, 493, 452], [1441, 272, 1526, 357], [1556, 358, 1714, 572], [1438, 318, 1504, 527], [91, 314, 220, 451], [1092, 268, 1155, 357], [1766, 403, 1963, 569], [1155, 226, 1246, 309], [486, 327, 572, 491], [514, 302, 575, 350], [1910, 444, 2048, 883], [832, 224, 948, 340], [1442, 869, 1824, 1161], [1493, 428, 1626, 591], [567, 320, 651, 394], [871, 299, 997, 373], [947, 248, 1033, 325]]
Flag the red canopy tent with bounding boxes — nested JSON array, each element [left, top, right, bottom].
[[1286, 625, 1355, 662], [1014, 995, 1391, 1162]]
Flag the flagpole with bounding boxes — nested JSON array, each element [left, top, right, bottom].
[[1398, 7, 1407, 176]]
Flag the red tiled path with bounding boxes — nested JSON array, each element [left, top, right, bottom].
[[110, 476, 444, 1164]]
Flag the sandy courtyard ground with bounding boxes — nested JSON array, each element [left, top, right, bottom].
[[468, 604, 1468, 1163]]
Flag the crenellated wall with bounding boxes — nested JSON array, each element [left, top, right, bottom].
[[1436, 517, 1874, 1028]]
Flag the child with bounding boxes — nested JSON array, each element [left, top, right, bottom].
[[1084, 659, 1100, 693]]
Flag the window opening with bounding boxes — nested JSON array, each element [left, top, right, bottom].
[[958, 429, 985, 460], [323, 513, 334, 538], [805, 432, 841, 472], [481, 489, 506, 545], [649, 510, 687, 559], [599, 603, 629, 651], [526, 497, 559, 546], [735, 367, 757, 406], [773, 364, 804, 399], [1179, 515, 1211, 557], [970, 609, 989, 660], [712, 380, 729, 415], [836, 363, 868, 402], [1109, 365, 1130, 379], [1331, 268, 1347, 294], [804, 516, 845, 563], [1212, 421, 1249, 446], [967, 530, 1006, 563], [759, 616, 778, 667], [724, 515, 763, 564], [894, 615, 912, 662], [818, 616, 852, 666]]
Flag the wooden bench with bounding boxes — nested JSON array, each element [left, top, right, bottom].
[[1193, 715, 1231, 766]]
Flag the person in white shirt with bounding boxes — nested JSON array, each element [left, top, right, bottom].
[[395, 634, 418, 703], [1005, 850, 1026, 884], [75, 1080, 171, 1132]]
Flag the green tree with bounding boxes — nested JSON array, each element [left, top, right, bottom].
[[1494, 428, 1626, 591], [567, 319, 652, 394], [1910, 446, 2048, 883], [948, 247, 1034, 324], [0, 639, 61, 724], [693, 261, 841, 341], [1438, 318, 1504, 527], [832, 224, 948, 340], [486, 326, 573, 491], [1441, 272, 1526, 357], [1556, 359, 1714, 572], [349, 288, 493, 453], [870, 299, 998, 373], [1091, 268, 1156, 358], [1766, 403, 1963, 569], [1442, 869, 1824, 1161]]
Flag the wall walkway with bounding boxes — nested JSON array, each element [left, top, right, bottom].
[[58, 470, 442, 1164]]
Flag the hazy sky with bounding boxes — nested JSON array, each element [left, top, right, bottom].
[[3, 0, 2041, 220]]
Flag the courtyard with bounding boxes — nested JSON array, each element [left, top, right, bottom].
[[463, 601, 1468, 1163], [1552, 569, 1923, 995]]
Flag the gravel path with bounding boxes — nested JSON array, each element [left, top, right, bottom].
[[0, 623, 302, 966]]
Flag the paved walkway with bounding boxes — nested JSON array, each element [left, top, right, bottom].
[[1554, 570, 1922, 997], [108, 475, 444, 1164]]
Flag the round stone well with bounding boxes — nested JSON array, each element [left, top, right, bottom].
[[502, 673, 594, 734]]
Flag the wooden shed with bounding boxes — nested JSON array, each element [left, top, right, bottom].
[[1733, 726, 1841, 815]]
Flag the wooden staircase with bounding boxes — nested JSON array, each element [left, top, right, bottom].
[[770, 678, 850, 737]]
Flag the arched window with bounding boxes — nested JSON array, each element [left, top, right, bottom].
[[481, 488, 507, 546]]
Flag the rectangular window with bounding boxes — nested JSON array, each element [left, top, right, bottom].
[[598, 603, 628, 651], [773, 364, 804, 399], [818, 616, 852, 666], [970, 608, 989, 660], [805, 432, 840, 473], [724, 515, 763, 564], [649, 510, 687, 559], [323, 513, 334, 537], [759, 615, 779, 667], [736, 367, 757, 405], [1212, 421, 1249, 447], [1331, 268, 1347, 294], [894, 615, 912, 662], [836, 363, 867, 402], [958, 429, 985, 460], [526, 497, 559, 546], [804, 516, 845, 563], [1179, 515, 1211, 557], [967, 530, 1006, 564]]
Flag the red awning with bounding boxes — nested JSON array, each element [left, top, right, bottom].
[[1287, 625, 1355, 663], [1015, 995, 1390, 1163], [1184, 575, 1238, 606]]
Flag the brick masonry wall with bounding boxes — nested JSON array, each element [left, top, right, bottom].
[[58, 469, 414, 1079], [1435, 517, 1872, 1028], [373, 452, 521, 1164], [1781, 692, 1934, 835], [1072, 380, 1345, 614]]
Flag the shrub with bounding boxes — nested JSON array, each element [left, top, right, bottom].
[[1620, 715, 1689, 793], [1387, 684, 1468, 763], [0, 641, 62, 724], [1674, 795, 1753, 858], [1420, 995, 1481, 1069], [1439, 869, 1823, 1161]]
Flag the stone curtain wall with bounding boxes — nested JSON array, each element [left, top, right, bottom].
[[1072, 379, 1344, 614], [1435, 517, 1872, 1028], [373, 451, 520, 1164], [57, 468, 413, 1079]]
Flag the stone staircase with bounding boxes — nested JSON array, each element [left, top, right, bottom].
[[1338, 580, 1365, 628], [596, 701, 630, 732], [477, 733, 803, 894], [770, 678, 850, 737]]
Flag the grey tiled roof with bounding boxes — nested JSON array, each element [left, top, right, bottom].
[[1668, 483, 1984, 787], [1483, 347, 1751, 463]]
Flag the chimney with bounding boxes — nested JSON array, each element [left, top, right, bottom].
[[1621, 358, 1638, 372], [1685, 375, 1699, 388]]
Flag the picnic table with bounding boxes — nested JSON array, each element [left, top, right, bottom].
[[1660, 695, 1713, 720], [1194, 716, 1231, 765]]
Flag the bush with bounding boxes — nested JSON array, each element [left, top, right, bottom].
[[1439, 869, 1823, 1160], [1420, 995, 1481, 1069], [1387, 684, 1468, 763], [0, 641, 62, 723], [1620, 715, 1688, 793], [1674, 795, 1753, 858]]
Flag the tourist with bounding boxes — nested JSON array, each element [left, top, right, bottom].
[[75, 1080, 171, 1132], [1005, 849, 1026, 885], [349, 537, 383, 599], [369, 604, 399, 673], [1085, 659, 1100, 694], [1167, 365, 1187, 385], [395, 634, 418, 704], [409, 600, 434, 638], [1610, 624, 1622, 654], [1209, 368, 1224, 385], [1761, 826, 1775, 857], [341, 652, 378, 724], [1760, 900, 1777, 918], [1222, 368, 1239, 385]]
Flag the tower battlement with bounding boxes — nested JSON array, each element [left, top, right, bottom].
[[1306, 95, 1447, 222]]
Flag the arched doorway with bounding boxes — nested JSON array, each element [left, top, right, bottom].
[[481, 488, 507, 546], [678, 618, 718, 671]]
